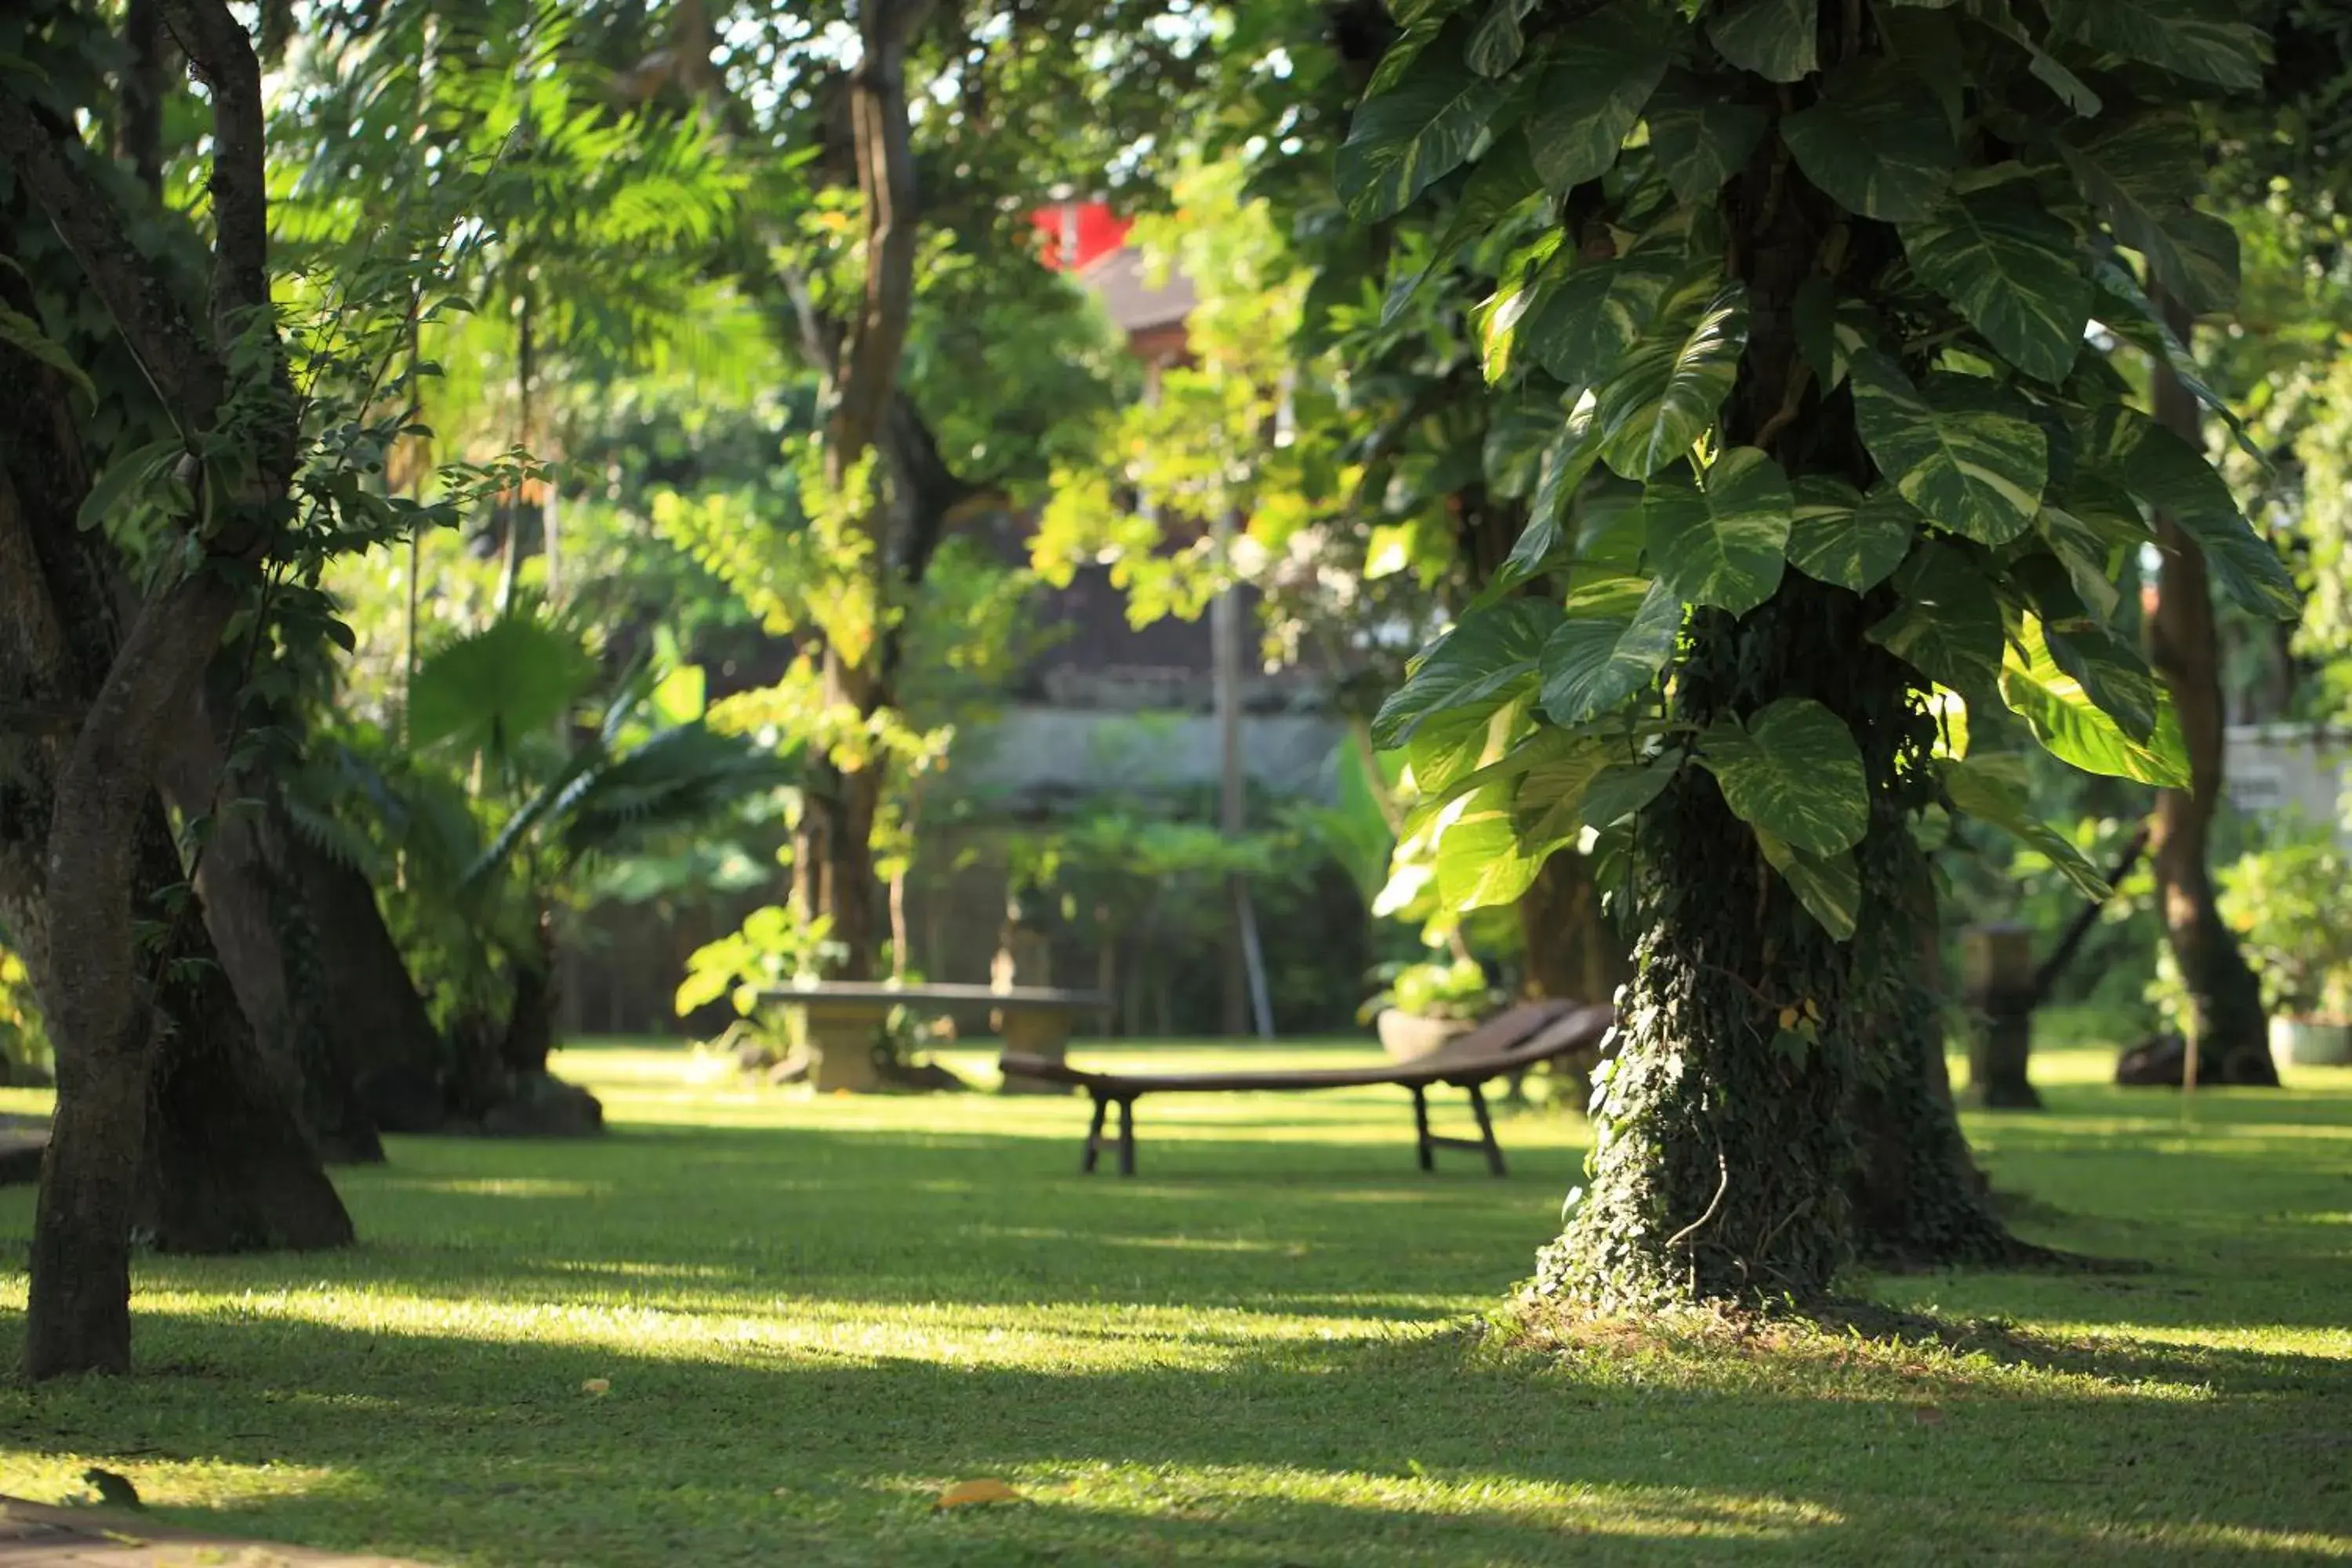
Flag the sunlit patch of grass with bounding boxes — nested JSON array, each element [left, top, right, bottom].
[[0, 1040, 2343, 1563]]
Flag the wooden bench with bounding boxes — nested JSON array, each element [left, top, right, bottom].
[[999, 999, 1614, 1176], [755, 982, 1109, 1092]]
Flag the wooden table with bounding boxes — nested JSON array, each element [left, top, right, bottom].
[[753, 982, 1109, 1093]]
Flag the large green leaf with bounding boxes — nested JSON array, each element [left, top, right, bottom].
[[1594, 276, 1750, 479], [2000, 616, 2188, 786], [1785, 476, 1915, 593], [1523, 2, 1671, 192], [1865, 542, 2005, 700], [1643, 71, 1769, 204], [1849, 350, 2047, 545], [1433, 781, 1552, 912], [1579, 754, 1682, 829], [1780, 64, 1959, 221], [2089, 256, 2261, 465], [410, 614, 601, 757], [1755, 828, 1860, 942], [1939, 754, 2111, 900], [1465, 0, 1539, 75], [1380, 134, 1545, 328], [2057, 112, 2235, 315], [1338, 47, 1510, 221], [1643, 446, 1792, 615], [2044, 622, 2161, 742], [1405, 699, 1526, 796], [1483, 387, 1567, 499], [1699, 696, 1870, 858], [1482, 395, 1604, 601], [1538, 575, 1682, 724], [1706, 0, 1817, 82], [1899, 191, 2090, 385], [2033, 504, 2123, 622], [1509, 731, 1621, 858], [2053, 0, 2268, 93], [1520, 241, 1688, 387], [1370, 598, 1561, 746], [1791, 277, 1882, 390], [2097, 408, 2299, 621]]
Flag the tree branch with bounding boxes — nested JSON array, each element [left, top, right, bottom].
[[0, 91, 222, 417], [156, 0, 271, 338], [828, 0, 937, 471]]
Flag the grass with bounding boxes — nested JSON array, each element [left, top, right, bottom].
[[0, 1040, 2347, 1564]]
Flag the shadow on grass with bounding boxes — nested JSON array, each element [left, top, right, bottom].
[[1, 1306, 2346, 1566]]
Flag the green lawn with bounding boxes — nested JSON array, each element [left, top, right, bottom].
[[0, 1040, 2347, 1564]]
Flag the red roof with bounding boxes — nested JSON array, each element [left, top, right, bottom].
[[1029, 201, 1133, 272]]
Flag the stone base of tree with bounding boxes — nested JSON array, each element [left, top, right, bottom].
[[480, 1073, 606, 1138]]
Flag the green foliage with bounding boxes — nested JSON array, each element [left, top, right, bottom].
[[2217, 818, 2352, 1020], [1359, 954, 1499, 1024], [0, 944, 50, 1083], [1335, 0, 2293, 938], [676, 905, 843, 1019]]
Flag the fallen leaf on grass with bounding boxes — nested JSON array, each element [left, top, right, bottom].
[[936, 1479, 1023, 1508], [582, 1378, 612, 1396]]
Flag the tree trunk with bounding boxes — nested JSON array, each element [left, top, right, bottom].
[[823, 751, 887, 981], [1518, 850, 1631, 1007], [25, 1019, 150, 1378], [160, 709, 383, 1162], [289, 835, 448, 1127], [139, 805, 354, 1254], [1846, 853, 2016, 1265], [1535, 584, 1920, 1310], [500, 909, 559, 1078], [2147, 288, 2274, 1086]]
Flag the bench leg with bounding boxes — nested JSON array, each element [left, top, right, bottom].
[[1082, 1094, 1109, 1174], [1467, 1083, 1506, 1178], [1411, 1085, 1434, 1172], [1116, 1097, 1137, 1177]]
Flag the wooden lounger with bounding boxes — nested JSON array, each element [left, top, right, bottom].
[[998, 1000, 1615, 1178]]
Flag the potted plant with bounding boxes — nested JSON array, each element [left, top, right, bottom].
[[2217, 830, 2352, 1069], [1359, 956, 1503, 1062]]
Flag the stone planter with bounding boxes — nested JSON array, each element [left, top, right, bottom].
[[2270, 1015, 2352, 1070], [1376, 1008, 1475, 1063]]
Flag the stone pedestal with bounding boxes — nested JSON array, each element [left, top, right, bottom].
[[1963, 922, 2042, 1109], [787, 997, 886, 1093], [994, 893, 1073, 1094]]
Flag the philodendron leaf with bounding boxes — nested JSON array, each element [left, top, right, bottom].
[[1865, 541, 2005, 702], [1538, 574, 1682, 724], [1338, 42, 1511, 221], [1755, 827, 1860, 942], [2000, 616, 2189, 786], [1480, 395, 1604, 603], [2034, 505, 2123, 622], [1510, 731, 1621, 859], [1940, 753, 2111, 900], [1699, 696, 1870, 858], [1580, 753, 1682, 829], [1849, 350, 2048, 546], [1381, 134, 1545, 328], [1520, 228, 1689, 387], [2090, 406, 2299, 621], [1483, 386, 1569, 499], [2057, 111, 2237, 315], [1900, 191, 2091, 386], [1785, 476, 1916, 593], [1643, 71, 1769, 204], [1433, 781, 1553, 911], [2051, 0, 2269, 94], [1781, 63, 1959, 222], [1523, 1, 1672, 191], [1595, 275, 1750, 479], [2089, 256, 2260, 465], [1465, 0, 1539, 76], [1370, 598, 1562, 747], [1643, 446, 1793, 615], [1706, 0, 1818, 82]]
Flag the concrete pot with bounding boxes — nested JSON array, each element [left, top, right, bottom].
[[1376, 1008, 1475, 1062], [2270, 1015, 2352, 1070]]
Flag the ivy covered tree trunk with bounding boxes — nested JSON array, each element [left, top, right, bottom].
[[2147, 292, 2274, 1085]]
